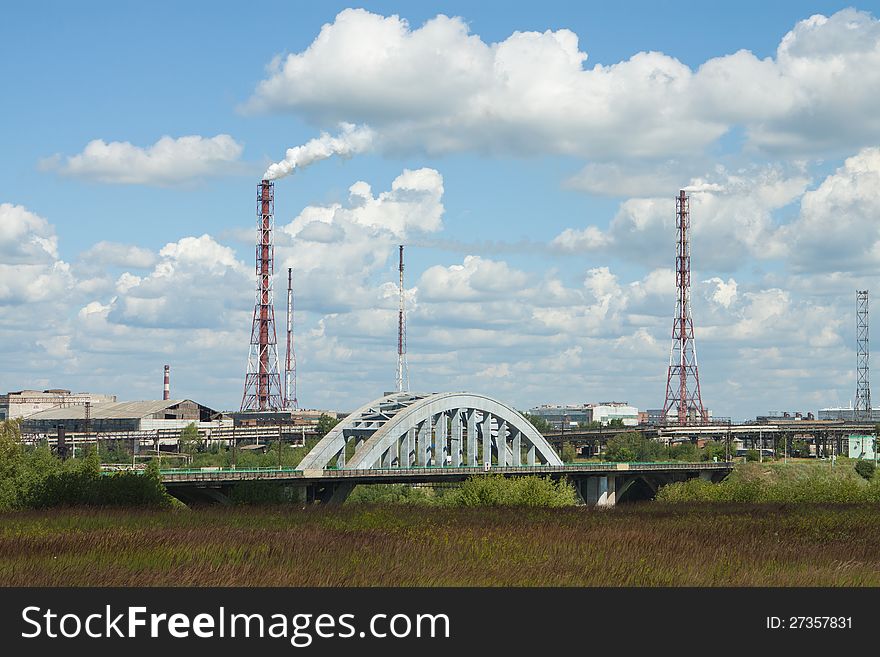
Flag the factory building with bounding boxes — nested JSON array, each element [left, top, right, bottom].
[[528, 402, 639, 428], [818, 404, 880, 421], [0, 389, 116, 421], [21, 399, 219, 435]]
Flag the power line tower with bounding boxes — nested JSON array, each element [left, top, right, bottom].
[[855, 290, 871, 422], [241, 179, 284, 411], [662, 190, 706, 425], [396, 245, 409, 393], [285, 267, 298, 410]]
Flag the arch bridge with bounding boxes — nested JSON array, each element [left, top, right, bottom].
[[298, 392, 563, 472]]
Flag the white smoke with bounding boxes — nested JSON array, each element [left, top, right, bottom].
[[264, 123, 374, 180]]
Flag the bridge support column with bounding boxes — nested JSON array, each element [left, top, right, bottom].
[[435, 411, 447, 466], [497, 421, 507, 467], [418, 421, 429, 467], [527, 444, 535, 466], [467, 411, 477, 467], [584, 476, 617, 506], [451, 410, 462, 467], [482, 412, 492, 467], [512, 431, 521, 466], [404, 427, 415, 467]]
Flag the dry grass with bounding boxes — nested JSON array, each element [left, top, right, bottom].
[[2, 503, 880, 586]]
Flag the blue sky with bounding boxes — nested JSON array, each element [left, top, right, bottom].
[[3, 1, 880, 420]]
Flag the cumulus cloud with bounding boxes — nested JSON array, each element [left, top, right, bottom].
[[777, 146, 880, 272], [552, 163, 807, 270], [79, 241, 156, 269], [247, 8, 880, 161], [42, 134, 244, 186], [0, 204, 72, 305], [104, 234, 250, 328], [275, 168, 444, 313]]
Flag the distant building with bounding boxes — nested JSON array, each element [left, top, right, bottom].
[[590, 402, 639, 426], [230, 408, 337, 428], [0, 389, 116, 421], [528, 401, 639, 428], [818, 403, 880, 421], [644, 409, 665, 425], [527, 404, 591, 429], [21, 399, 218, 435], [756, 411, 815, 422]]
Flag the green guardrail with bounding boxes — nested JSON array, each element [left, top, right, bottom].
[[159, 467, 303, 476]]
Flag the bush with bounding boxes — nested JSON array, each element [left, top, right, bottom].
[[855, 459, 876, 481], [745, 449, 760, 462], [560, 443, 577, 462], [446, 475, 577, 507], [603, 432, 664, 462]]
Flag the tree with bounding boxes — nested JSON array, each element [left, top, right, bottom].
[[316, 414, 342, 437], [561, 443, 577, 462], [602, 432, 664, 462], [607, 418, 625, 428], [521, 413, 551, 434], [790, 439, 811, 458], [702, 440, 728, 462], [179, 422, 200, 453]]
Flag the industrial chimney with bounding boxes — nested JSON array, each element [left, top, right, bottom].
[[163, 365, 170, 401]]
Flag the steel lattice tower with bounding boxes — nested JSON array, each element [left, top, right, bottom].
[[285, 267, 298, 410], [662, 190, 706, 425], [396, 245, 409, 393], [241, 179, 284, 411], [855, 290, 871, 422]]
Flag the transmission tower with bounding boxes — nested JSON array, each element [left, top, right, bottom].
[[285, 267, 298, 410], [396, 245, 409, 393], [241, 179, 284, 411], [856, 290, 871, 422], [662, 190, 706, 425]]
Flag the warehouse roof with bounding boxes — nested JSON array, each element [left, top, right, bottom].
[[23, 400, 214, 421]]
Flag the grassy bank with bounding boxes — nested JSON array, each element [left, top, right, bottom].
[[2, 503, 879, 586], [658, 460, 880, 503]]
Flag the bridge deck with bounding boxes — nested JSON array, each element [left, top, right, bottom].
[[157, 461, 733, 486]]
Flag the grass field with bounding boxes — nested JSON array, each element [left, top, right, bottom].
[[2, 503, 880, 586]]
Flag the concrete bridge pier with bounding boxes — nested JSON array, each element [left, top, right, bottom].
[[573, 475, 618, 506]]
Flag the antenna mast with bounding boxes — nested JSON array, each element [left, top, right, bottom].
[[285, 267, 298, 410], [662, 190, 706, 425], [396, 245, 409, 392], [856, 290, 871, 421]]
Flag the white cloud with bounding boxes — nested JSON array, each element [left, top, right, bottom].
[[277, 168, 444, 313], [43, 134, 244, 186], [104, 234, 250, 328], [247, 8, 880, 161], [0, 204, 72, 305], [777, 146, 880, 272], [80, 241, 156, 269]]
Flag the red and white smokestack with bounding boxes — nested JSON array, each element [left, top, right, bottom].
[[163, 365, 170, 400]]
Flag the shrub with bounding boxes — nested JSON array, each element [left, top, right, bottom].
[[745, 449, 760, 462], [446, 475, 577, 507], [603, 432, 664, 462], [855, 459, 876, 481]]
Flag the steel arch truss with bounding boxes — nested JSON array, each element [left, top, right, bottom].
[[298, 392, 563, 470]]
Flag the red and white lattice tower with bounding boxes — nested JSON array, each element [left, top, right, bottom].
[[395, 245, 409, 393], [241, 179, 284, 411], [662, 190, 706, 425], [285, 267, 298, 410]]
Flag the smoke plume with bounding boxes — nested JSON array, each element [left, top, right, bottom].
[[264, 123, 374, 180]]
